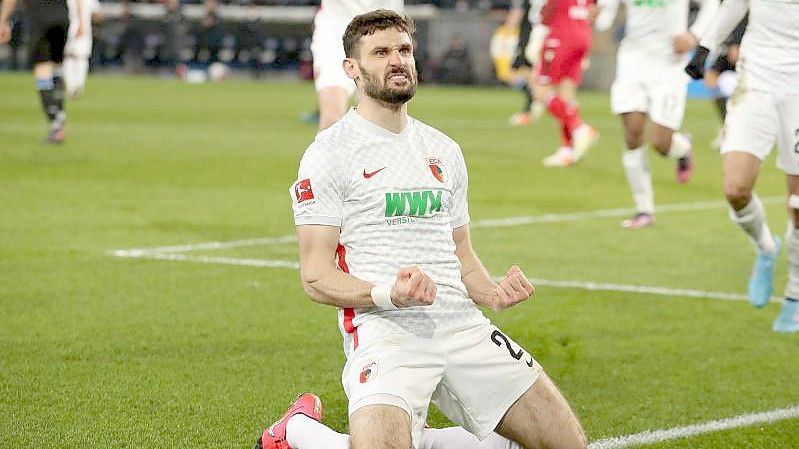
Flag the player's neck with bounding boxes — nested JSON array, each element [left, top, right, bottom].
[[355, 97, 408, 135]]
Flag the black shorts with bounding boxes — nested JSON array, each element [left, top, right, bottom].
[[28, 20, 68, 64]]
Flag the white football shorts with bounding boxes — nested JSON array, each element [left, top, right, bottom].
[[611, 79, 687, 130], [310, 13, 356, 95], [342, 320, 541, 447], [721, 89, 799, 175]]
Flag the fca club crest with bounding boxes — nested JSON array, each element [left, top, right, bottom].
[[359, 362, 377, 383], [427, 157, 445, 183]]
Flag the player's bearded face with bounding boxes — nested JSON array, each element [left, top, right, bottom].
[[356, 31, 417, 105], [360, 62, 417, 104]]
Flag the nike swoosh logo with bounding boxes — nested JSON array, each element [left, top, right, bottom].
[[363, 167, 387, 179]]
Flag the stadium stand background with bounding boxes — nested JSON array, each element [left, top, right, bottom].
[[0, 0, 619, 88]]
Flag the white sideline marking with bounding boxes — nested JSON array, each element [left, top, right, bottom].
[[111, 251, 300, 269], [108, 196, 784, 303], [588, 404, 799, 449], [111, 196, 784, 255], [471, 196, 783, 229]]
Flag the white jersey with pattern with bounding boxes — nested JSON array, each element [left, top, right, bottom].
[[290, 109, 487, 349]]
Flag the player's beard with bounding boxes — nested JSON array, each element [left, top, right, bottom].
[[359, 64, 417, 106]]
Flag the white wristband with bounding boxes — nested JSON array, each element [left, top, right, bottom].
[[371, 285, 397, 309]]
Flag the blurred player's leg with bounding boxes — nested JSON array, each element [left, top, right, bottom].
[[650, 124, 693, 184], [64, 55, 88, 98], [779, 189, 799, 333], [33, 62, 65, 143], [723, 153, 779, 307], [557, 78, 596, 162], [621, 147, 655, 229], [619, 112, 654, 228]]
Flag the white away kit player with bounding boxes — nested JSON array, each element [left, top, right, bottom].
[[686, 0, 799, 332], [64, 0, 100, 98]]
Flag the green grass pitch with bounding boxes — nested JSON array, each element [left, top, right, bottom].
[[1, 73, 797, 448]]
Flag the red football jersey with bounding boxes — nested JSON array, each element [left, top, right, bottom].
[[539, 0, 594, 40]]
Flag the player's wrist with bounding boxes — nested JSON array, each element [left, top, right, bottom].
[[371, 284, 398, 310]]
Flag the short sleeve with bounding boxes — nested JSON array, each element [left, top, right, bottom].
[[449, 145, 470, 229], [289, 142, 345, 227]]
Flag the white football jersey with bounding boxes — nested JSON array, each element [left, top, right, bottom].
[[736, 0, 799, 93], [290, 109, 487, 347], [319, 0, 405, 21], [602, 0, 718, 82]]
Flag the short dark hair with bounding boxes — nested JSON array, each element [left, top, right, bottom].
[[343, 9, 416, 59]]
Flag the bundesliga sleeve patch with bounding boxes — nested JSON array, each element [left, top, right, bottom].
[[294, 178, 315, 203]]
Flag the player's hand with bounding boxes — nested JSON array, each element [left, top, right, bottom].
[[672, 32, 697, 54], [490, 266, 535, 311], [685, 45, 710, 80], [0, 22, 11, 44], [391, 266, 437, 307], [726, 44, 739, 65]]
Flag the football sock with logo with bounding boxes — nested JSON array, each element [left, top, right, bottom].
[[545, 95, 581, 134], [666, 132, 691, 160], [285, 414, 349, 449], [622, 147, 654, 214], [419, 427, 520, 449], [729, 194, 776, 254], [36, 77, 57, 125], [784, 224, 799, 299]]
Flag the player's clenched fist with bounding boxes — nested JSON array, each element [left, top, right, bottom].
[[392, 266, 437, 307], [491, 265, 535, 310]]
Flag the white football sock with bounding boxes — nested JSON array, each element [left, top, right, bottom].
[[784, 224, 799, 299], [418, 427, 520, 449], [729, 194, 776, 254], [622, 147, 655, 214], [285, 414, 349, 449], [666, 132, 691, 160]]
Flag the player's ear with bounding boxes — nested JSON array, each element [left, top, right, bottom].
[[343, 58, 360, 82]]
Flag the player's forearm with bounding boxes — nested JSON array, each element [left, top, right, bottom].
[[459, 253, 497, 308], [300, 264, 378, 309], [698, 0, 748, 52]]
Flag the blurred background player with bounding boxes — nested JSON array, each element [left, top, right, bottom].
[[595, 0, 718, 229], [530, 0, 600, 168], [64, 0, 100, 98], [0, 0, 84, 143], [703, 14, 746, 149], [686, 0, 799, 333], [310, 0, 404, 131], [506, 0, 545, 127]]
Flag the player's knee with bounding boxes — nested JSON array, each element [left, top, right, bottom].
[[650, 137, 670, 155], [624, 130, 645, 149], [723, 181, 752, 209]]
